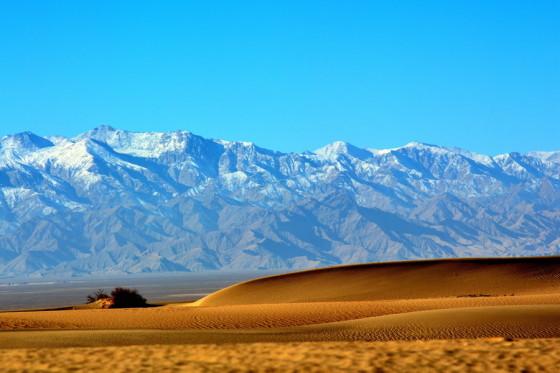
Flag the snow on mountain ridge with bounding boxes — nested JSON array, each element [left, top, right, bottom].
[[75, 126, 198, 158], [1, 127, 559, 277], [2, 127, 558, 197], [3, 127, 537, 169], [527, 151, 560, 164], [0, 131, 54, 160]]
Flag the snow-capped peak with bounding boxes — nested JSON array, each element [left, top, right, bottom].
[[0, 125, 559, 278], [442, 146, 494, 166], [74, 127, 197, 158], [526, 151, 560, 164], [1, 131, 53, 149], [314, 141, 373, 160], [366, 142, 444, 156], [0, 131, 54, 159]]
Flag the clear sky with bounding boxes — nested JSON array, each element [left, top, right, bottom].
[[0, 1, 558, 155]]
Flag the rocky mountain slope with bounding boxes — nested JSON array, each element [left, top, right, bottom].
[[0, 126, 558, 277]]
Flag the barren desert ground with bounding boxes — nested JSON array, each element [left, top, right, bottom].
[[1, 256, 560, 372], [3, 339, 560, 373]]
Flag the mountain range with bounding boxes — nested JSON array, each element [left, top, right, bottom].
[[0, 126, 559, 278]]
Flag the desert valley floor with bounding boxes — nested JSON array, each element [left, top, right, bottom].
[[1, 256, 560, 372]]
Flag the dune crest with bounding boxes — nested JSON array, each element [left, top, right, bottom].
[[1, 256, 560, 351], [194, 256, 560, 306]]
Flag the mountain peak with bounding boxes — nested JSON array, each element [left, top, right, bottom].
[[74, 125, 119, 141], [314, 141, 373, 160], [403, 141, 440, 149], [0, 131, 54, 156], [93, 125, 117, 132], [0, 126, 559, 277], [74, 127, 204, 158], [526, 151, 560, 164], [399, 142, 450, 154], [314, 141, 350, 154]]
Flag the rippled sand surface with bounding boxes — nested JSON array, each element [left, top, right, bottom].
[[1, 294, 559, 331], [2, 339, 560, 373], [1, 257, 560, 372]]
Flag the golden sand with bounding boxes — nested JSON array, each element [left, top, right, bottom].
[[195, 256, 560, 306], [1, 257, 560, 371], [2, 339, 560, 373], [0, 294, 559, 332]]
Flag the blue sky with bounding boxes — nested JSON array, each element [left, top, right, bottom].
[[0, 1, 558, 155]]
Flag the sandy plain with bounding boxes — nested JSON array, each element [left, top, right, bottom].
[[3, 339, 560, 373], [1, 256, 560, 372]]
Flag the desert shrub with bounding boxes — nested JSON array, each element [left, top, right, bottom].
[[86, 289, 109, 303], [110, 287, 148, 308]]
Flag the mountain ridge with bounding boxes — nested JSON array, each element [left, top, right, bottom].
[[0, 127, 558, 278]]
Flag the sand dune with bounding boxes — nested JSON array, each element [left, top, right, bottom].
[[1, 293, 559, 331], [1, 256, 560, 372], [1, 305, 560, 348], [194, 256, 560, 306], [298, 305, 560, 341]]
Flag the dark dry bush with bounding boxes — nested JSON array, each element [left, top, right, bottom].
[[110, 287, 148, 308], [86, 289, 110, 304]]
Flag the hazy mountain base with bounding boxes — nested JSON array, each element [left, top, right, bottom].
[[0, 270, 274, 311], [0, 126, 559, 277]]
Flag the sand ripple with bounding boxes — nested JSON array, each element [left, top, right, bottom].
[[2, 339, 560, 372], [1, 293, 559, 331], [2, 257, 560, 371]]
